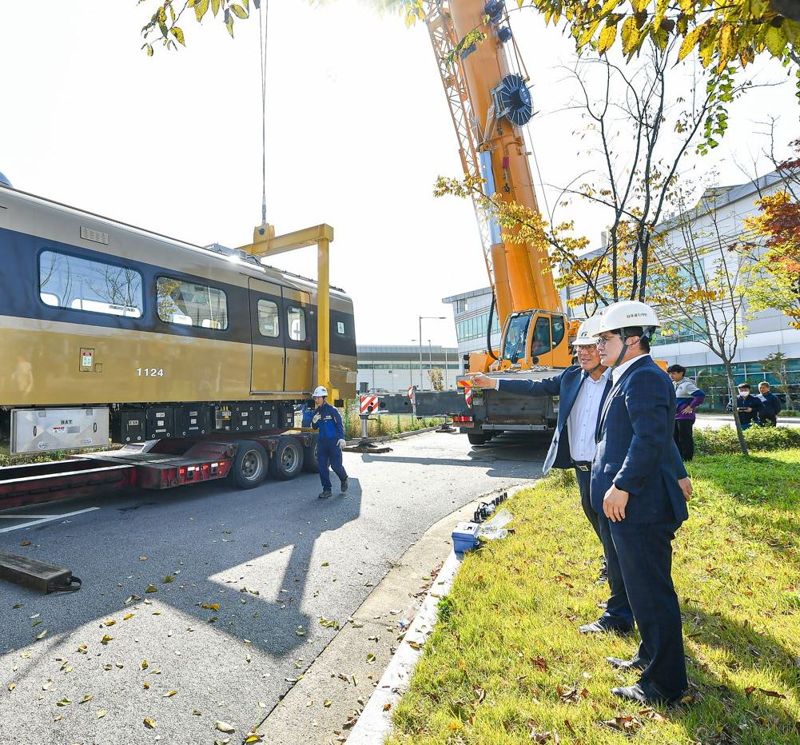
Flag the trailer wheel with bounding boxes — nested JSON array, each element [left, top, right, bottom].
[[269, 436, 305, 481], [467, 433, 489, 445], [230, 440, 268, 489], [302, 436, 319, 473]]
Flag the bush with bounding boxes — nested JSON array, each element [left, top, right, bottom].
[[695, 424, 800, 455]]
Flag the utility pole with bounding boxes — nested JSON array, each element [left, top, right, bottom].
[[418, 316, 446, 390]]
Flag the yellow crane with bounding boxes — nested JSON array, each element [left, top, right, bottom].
[[423, 0, 573, 372]]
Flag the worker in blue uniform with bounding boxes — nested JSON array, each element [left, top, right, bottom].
[[593, 300, 690, 706], [311, 385, 348, 499]]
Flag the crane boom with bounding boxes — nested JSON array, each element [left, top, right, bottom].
[[424, 0, 572, 370]]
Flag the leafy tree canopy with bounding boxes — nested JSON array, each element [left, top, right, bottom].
[[140, 0, 257, 55]]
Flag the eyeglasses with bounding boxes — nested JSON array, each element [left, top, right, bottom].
[[595, 335, 618, 347]]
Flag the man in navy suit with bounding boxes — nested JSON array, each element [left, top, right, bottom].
[[592, 300, 690, 705]]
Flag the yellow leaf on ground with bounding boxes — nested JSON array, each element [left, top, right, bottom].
[[96, 709, 107, 719], [143, 717, 156, 729], [100, 635, 113, 645], [215, 721, 236, 733], [79, 694, 93, 704], [164, 690, 177, 697], [201, 603, 220, 611]]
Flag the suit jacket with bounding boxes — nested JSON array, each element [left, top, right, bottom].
[[499, 365, 603, 474], [592, 355, 689, 525]]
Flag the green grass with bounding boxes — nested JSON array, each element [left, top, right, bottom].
[[388, 451, 800, 744], [696, 425, 800, 455], [342, 407, 443, 439]]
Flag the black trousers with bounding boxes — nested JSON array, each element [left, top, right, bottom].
[[609, 519, 687, 700], [574, 466, 601, 543], [673, 419, 695, 461]]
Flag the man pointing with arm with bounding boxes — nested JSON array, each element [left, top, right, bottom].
[[472, 317, 616, 596]]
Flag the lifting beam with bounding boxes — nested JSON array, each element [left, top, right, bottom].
[[239, 223, 337, 401]]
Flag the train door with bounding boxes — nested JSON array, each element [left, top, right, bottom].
[[282, 287, 313, 395], [248, 278, 286, 393]]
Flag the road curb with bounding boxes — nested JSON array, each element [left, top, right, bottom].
[[346, 482, 532, 744]]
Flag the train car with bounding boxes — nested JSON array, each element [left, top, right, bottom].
[[0, 184, 357, 459]]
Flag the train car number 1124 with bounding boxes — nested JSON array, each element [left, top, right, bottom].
[[136, 368, 166, 377]]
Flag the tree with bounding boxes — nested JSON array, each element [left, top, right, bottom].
[[648, 187, 752, 454], [435, 40, 751, 314], [521, 0, 800, 74], [427, 367, 445, 391], [759, 351, 796, 410], [139, 0, 257, 55], [740, 140, 800, 328]]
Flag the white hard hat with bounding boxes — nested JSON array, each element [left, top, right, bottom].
[[572, 315, 601, 346], [312, 385, 328, 397], [596, 301, 660, 335]]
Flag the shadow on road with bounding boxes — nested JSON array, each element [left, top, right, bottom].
[[0, 473, 363, 661]]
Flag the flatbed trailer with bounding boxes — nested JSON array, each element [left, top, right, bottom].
[[0, 430, 316, 511]]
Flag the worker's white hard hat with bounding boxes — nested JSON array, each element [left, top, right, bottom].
[[596, 300, 660, 335], [312, 386, 328, 397], [572, 315, 602, 346]]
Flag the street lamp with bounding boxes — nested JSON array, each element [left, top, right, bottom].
[[418, 316, 446, 390]]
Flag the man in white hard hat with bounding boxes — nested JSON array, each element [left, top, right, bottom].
[[591, 300, 690, 706], [472, 315, 615, 584], [310, 386, 348, 499]]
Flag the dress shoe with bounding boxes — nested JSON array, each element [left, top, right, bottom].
[[340, 477, 349, 493], [612, 683, 681, 706], [318, 490, 332, 499], [579, 619, 633, 634], [606, 656, 648, 671]]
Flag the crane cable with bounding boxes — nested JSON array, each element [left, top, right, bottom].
[[258, 0, 270, 227]]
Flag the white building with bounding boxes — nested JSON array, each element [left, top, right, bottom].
[[443, 169, 800, 407], [356, 344, 459, 393]]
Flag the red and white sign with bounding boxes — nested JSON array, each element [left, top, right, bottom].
[[359, 394, 379, 415], [462, 381, 473, 407], [407, 386, 416, 406]]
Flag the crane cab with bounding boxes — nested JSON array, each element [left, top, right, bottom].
[[494, 310, 571, 370]]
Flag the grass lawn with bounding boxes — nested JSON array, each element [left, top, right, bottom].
[[387, 450, 800, 744]]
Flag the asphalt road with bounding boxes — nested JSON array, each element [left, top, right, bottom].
[[0, 431, 546, 745]]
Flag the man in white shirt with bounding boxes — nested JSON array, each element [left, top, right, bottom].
[[472, 316, 612, 588]]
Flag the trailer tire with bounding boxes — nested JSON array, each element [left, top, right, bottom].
[[467, 433, 490, 445], [302, 437, 319, 473], [230, 440, 268, 489], [269, 436, 305, 481]]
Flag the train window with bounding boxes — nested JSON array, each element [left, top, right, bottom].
[[336, 321, 346, 335], [257, 299, 280, 338], [287, 306, 306, 341], [39, 251, 143, 318], [156, 276, 228, 330]]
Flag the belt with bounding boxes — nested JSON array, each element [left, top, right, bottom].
[[572, 460, 591, 472]]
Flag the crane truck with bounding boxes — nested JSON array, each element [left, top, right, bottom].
[[422, 0, 576, 444]]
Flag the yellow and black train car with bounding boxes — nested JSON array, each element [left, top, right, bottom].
[[0, 186, 356, 454]]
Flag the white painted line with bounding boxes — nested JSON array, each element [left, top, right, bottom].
[[0, 507, 100, 533], [0, 515, 59, 519], [347, 550, 463, 745], [347, 483, 530, 744]]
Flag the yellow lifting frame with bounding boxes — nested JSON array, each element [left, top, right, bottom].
[[239, 223, 337, 401]]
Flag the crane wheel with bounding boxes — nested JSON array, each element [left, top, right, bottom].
[[269, 436, 305, 481], [230, 440, 268, 489]]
